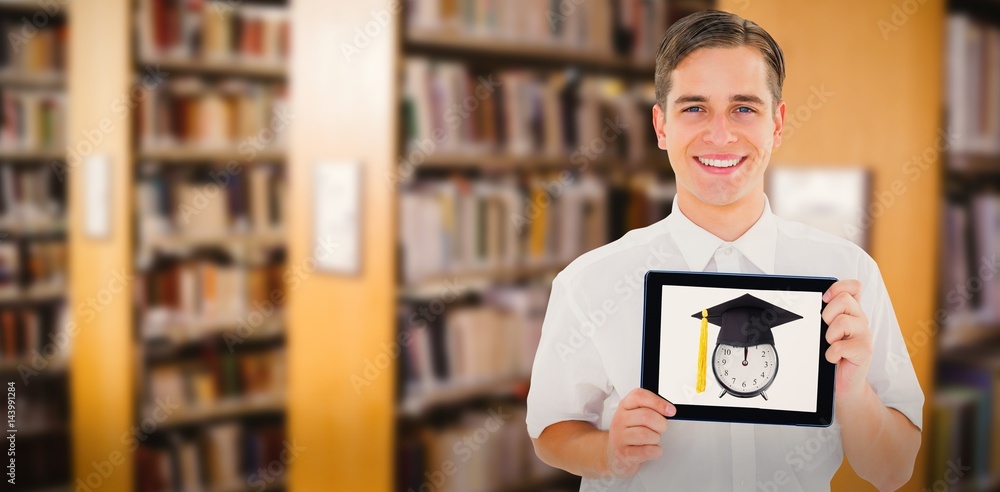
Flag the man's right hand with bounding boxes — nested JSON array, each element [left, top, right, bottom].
[[605, 388, 675, 478]]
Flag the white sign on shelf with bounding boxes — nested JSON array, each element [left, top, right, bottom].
[[84, 154, 111, 239], [313, 161, 361, 274]]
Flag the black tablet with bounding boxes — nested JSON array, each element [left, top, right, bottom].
[[641, 271, 838, 427]]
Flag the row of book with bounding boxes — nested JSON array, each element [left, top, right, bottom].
[[0, 303, 67, 360], [137, 423, 287, 492], [136, 77, 289, 151], [397, 405, 568, 491], [0, 241, 66, 294], [403, 58, 656, 161], [0, 87, 66, 150], [11, 434, 70, 490], [12, 376, 70, 430], [941, 194, 1000, 325], [399, 284, 547, 401], [399, 173, 675, 285], [0, 164, 64, 226], [137, 258, 285, 340], [407, 0, 702, 62], [135, 164, 286, 245], [932, 358, 1000, 489], [135, 0, 290, 64], [146, 347, 286, 412], [0, 21, 66, 75], [947, 14, 1000, 156]]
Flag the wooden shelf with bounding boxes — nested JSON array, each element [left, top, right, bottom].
[[0, 0, 66, 14], [937, 315, 1000, 361], [0, 149, 65, 161], [0, 219, 66, 239], [138, 57, 288, 79], [405, 29, 655, 74], [0, 354, 68, 375], [947, 153, 1000, 174], [143, 312, 285, 354], [0, 70, 65, 88], [0, 283, 65, 305], [147, 395, 286, 430], [141, 229, 285, 252], [138, 146, 287, 163], [400, 263, 566, 300], [398, 376, 528, 417], [413, 152, 667, 172]]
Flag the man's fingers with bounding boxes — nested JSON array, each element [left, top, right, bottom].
[[825, 314, 866, 344], [620, 426, 663, 447], [621, 388, 676, 416], [620, 407, 669, 434], [823, 279, 862, 304], [822, 291, 865, 325], [826, 337, 870, 365], [620, 444, 663, 463]]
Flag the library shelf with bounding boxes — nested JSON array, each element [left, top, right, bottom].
[[137, 57, 287, 80], [405, 29, 655, 75], [0, 70, 65, 88], [0, 283, 65, 305], [398, 376, 529, 418], [145, 394, 286, 431], [138, 147, 287, 164], [0, 149, 65, 161]]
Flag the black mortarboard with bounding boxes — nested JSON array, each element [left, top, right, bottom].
[[691, 293, 803, 347]]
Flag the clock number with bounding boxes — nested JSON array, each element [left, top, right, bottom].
[[764, 361, 768, 368], [722, 348, 731, 356], [753, 379, 757, 385], [761, 372, 765, 378], [742, 382, 746, 388], [732, 378, 736, 384], [721, 359, 727, 365], [724, 370, 729, 376], [762, 352, 766, 358]]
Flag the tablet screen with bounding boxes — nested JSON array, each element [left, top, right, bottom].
[[641, 271, 837, 426], [657, 285, 822, 413]]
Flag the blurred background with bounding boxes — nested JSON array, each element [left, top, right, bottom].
[[0, 0, 995, 491]]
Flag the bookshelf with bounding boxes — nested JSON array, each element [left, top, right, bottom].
[[391, 1, 710, 490], [0, 1, 71, 490], [934, 2, 1000, 489], [129, 0, 291, 490]]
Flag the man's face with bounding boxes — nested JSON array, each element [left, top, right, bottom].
[[652, 46, 785, 208]]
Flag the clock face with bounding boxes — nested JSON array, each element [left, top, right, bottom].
[[713, 343, 778, 397]]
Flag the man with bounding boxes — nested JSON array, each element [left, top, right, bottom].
[[526, 10, 923, 492]]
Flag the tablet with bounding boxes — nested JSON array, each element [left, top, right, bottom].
[[641, 271, 838, 427]]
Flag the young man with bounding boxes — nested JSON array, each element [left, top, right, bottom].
[[526, 10, 923, 492]]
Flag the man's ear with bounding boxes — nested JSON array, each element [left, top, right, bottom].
[[652, 103, 667, 150], [772, 100, 786, 148]]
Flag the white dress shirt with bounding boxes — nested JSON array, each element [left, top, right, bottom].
[[526, 194, 924, 492]]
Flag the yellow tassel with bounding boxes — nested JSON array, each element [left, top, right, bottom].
[[697, 309, 708, 393]]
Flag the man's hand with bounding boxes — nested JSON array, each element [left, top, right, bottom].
[[605, 388, 675, 478], [822, 279, 872, 403]]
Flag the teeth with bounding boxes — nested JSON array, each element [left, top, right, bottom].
[[698, 157, 741, 168]]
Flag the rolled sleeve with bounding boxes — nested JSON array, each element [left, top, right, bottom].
[[861, 259, 925, 430], [526, 275, 613, 439]]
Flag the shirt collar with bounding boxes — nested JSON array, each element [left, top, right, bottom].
[[663, 194, 777, 274]]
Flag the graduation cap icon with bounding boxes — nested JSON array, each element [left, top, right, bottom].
[[689, 293, 803, 399]]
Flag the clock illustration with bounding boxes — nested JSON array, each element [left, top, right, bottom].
[[691, 293, 802, 400]]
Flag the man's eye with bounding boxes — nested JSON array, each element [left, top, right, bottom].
[[682, 106, 703, 113], [735, 106, 756, 113]]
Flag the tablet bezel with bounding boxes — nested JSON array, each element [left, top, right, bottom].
[[641, 270, 838, 427]]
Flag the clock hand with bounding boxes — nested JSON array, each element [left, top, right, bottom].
[[742, 347, 748, 366]]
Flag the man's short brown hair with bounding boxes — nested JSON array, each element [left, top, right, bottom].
[[655, 10, 785, 110]]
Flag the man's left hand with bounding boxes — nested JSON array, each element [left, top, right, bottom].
[[822, 279, 872, 403]]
